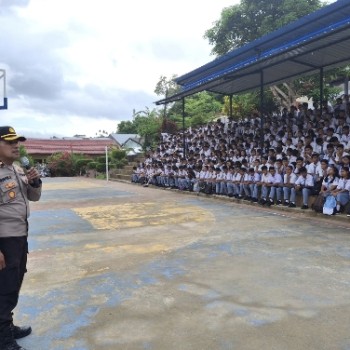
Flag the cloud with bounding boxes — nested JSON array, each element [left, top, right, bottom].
[[0, 0, 237, 137]]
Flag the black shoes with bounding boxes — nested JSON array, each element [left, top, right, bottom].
[[301, 205, 309, 209], [0, 327, 27, 350], [11, 325, 32, 340], [288, 202, 296, 208]]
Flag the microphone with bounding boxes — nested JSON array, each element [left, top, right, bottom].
[[20, 156, 41, 187]]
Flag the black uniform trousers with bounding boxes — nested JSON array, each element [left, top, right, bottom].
[[0, 236, 28, 331]]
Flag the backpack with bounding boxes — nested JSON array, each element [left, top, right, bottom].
[[312, 194, 324, 213], [323, 195, 336, 215]]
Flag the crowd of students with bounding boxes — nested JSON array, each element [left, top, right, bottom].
[[131, 97, 350, 215]]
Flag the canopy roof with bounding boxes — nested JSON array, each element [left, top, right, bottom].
[[156, 0, 350, 105]]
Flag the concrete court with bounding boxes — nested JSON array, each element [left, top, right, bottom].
[[15, 177, 350, 350]]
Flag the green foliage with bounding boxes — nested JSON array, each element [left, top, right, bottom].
[[117, 121, 138, 134], [111, 149, 126, 160], [154, 75, 180, 97], [204, 0, 324, 56], [167, 92, 224, 129], [111, 159, 128, 169], [96, 163, 106, 172], [87, 161, 98, 169], [75, 159, 92, 169]]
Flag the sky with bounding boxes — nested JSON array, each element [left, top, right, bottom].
[[0, 0, 238, 138]]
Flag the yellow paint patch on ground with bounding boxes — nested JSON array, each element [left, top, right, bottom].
[[85, 243, 101, 249], [73, 202, 214, 231], [101, 244, 169, 254]]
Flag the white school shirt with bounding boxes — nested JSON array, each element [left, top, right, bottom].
[[233, 173, 243, 183], [199, 171, 206, 180], [322, 176, 339, 190], [226, 172, 234, 182], [295, 174, 314, 187], [335, 152, 349, 163], [306, 162, 320, 175], [336, 178, 349, 191], [261, 173, 270, 184], [267, 173, 283, 185], [283, 173, 297, 185]]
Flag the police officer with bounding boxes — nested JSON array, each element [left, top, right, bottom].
[[0, 126, 42, 350]]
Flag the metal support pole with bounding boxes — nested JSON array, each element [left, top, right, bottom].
[[105, 146, 109, 182], [260, 71, 265, 150], [229, 94, 233, 118], [320, 67, 324, 109], [344, 76, 349, 96], [182, 98, 186, 158]]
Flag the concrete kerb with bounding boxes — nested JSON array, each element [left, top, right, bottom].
[[109, 178, 350, 225]]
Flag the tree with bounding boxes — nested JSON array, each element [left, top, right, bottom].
[[117, 121, 138, 134], [204, 0, 325, 108], [204, 0, 323, 56]]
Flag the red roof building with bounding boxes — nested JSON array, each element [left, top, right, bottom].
[[24, 138, 118, 162]]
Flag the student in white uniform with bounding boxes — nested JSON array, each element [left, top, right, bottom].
[[266, 167, 283, 205], [245, 167, 260, 202], [294, 166, 315, 209], [283, 165, 297, 207], [331, 167, 350, 213], [258, 166, 270, 205]]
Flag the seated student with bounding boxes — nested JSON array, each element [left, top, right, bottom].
[[171, 165, 179, 189], [245, 167, 260, 202], [178, 165, 189, 190], [198, 165, 208, 192], [294, 166, 315, 209], [156, 165, 166, 187], [131, 166, 139, 183], [214, 167, 223, 194], [187, 167, 197, 191], [283, 165, 297, 207], [237, 167, 248, 199], [226, 167, 235, 197], [320, 165, 339, 197], [219, 166, 229, 195], [232, 167, 244, 198], [331, 167, 350, 213], [339, 155, 350, 172], [258, 165, 270, 205], [266, 166, 283, 205]]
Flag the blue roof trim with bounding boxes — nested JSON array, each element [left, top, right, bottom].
[[176, 0, 350, 85], [181, 15, 350, 92]]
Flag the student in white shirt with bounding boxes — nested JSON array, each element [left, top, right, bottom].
[[226, 167, 235, 197], [283, 165, 297, 207], [331, 167, 350, 213], [242, 168, 259, 202], [258, 166, 270, 204], [320, 165, 339, 195], [266, 167, 283, 205], [294, 166, 315, 209]]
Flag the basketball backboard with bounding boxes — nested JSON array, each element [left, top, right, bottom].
[[0, 69, 7, 110]]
